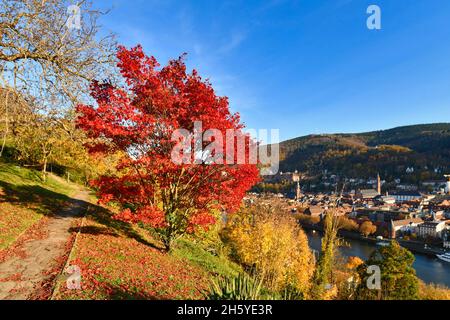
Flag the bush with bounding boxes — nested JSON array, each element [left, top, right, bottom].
[[419, 282, 450, 300], [296, 213, 320, 225], [206, 273, 267, 300], [359, 221, 377, 237], [205, 272, 307, 300], [337, 217, 359, 232]]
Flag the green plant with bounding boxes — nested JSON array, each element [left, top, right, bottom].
[[206, 273, 267, 300], [278, 283, 306, 300]]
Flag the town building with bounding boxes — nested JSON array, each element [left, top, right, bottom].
[[293, 171, 302, 200], [356, 189, 379, 200], [355, 207, 408, 223], [396, 184, 418, 191], [389, 218, 424, 239], [417, 221, 447, 239], [443, 230, 450, 249], [422, 180, 447, 192], [304, 205, 325, 218], [445, 174, 450, 194], [389, 191, 422, 203], [380, 195, 396, 205]]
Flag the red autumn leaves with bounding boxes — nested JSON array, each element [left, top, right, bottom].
[[76, 45, 259, 249], [56, 218, 208, 300]]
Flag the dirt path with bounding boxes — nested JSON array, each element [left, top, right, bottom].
[[0, 190, 90, 300]]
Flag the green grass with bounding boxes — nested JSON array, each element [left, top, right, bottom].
[[172, 238, 242, 278], [0, 161, 83, 250], [0, 162, 79, 197]]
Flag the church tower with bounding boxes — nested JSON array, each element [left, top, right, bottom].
[[293, 170, 301, 200], [377, 173, 381, 195]]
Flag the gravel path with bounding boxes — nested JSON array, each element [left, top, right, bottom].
[[0, 190, 89, 300]]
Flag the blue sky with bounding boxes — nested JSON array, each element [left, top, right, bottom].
[[97, 0, 450, 141]]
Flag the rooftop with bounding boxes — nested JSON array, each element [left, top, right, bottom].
[[389, 191, 422, 197], [392, 218, 423, 227]]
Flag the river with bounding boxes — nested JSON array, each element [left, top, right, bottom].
[[305, 230, 450, 287]]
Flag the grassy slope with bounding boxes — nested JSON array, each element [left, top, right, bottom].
[[0, 161, 241, 300], [0, 161, 80, 250], [172, 238, 242, 278], [53, 204, 242, 300]]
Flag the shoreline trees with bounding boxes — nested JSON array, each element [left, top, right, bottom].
[[356, 241, 419, 300]]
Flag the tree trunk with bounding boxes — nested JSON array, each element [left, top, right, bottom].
[[0, 122, 7, 157], [0, 91, 10, 158], [163, 238, 172, 252], [42, 157, 47, 182]]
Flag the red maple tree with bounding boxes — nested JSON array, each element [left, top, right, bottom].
[[76, 45, 260, 250]]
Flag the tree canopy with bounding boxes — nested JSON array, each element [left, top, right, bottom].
[[357, 241, 419, 300], [77, 45, 260, 250]]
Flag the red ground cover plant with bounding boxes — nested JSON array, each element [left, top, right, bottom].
[[55, 217, 208, 300], [76, 45, 260, 250]]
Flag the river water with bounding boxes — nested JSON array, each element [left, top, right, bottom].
[[306, 230, 450, 287]]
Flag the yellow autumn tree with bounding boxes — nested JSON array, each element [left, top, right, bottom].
[[224, 200, 314, 297], [346, 256, 364, 270], [359, 221, 377, 237]]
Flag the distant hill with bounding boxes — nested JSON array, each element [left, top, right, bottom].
[[273, 123, 450, 184]]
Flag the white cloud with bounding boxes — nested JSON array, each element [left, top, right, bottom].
[[217, 31, 247, 54]]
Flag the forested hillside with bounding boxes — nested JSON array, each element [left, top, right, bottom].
[[277, 123, 450, 182]]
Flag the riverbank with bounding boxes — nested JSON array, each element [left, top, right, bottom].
[[300, 223, 446, 257], [303, 224, 450, 287]]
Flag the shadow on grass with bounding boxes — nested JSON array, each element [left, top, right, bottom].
[[67, 225, 119, 237], [106, 286, 160, 300], [0, 180, 74, 216], [59, 283, 161, 300], [84, 203, 163, 251], [0, 180, 161, 250]]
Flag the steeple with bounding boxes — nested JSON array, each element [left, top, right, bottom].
[[377, 173, 381, 195], [293, 170, 302, 201]]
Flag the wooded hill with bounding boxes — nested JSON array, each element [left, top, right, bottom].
[[275, 123, 450, 183]]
